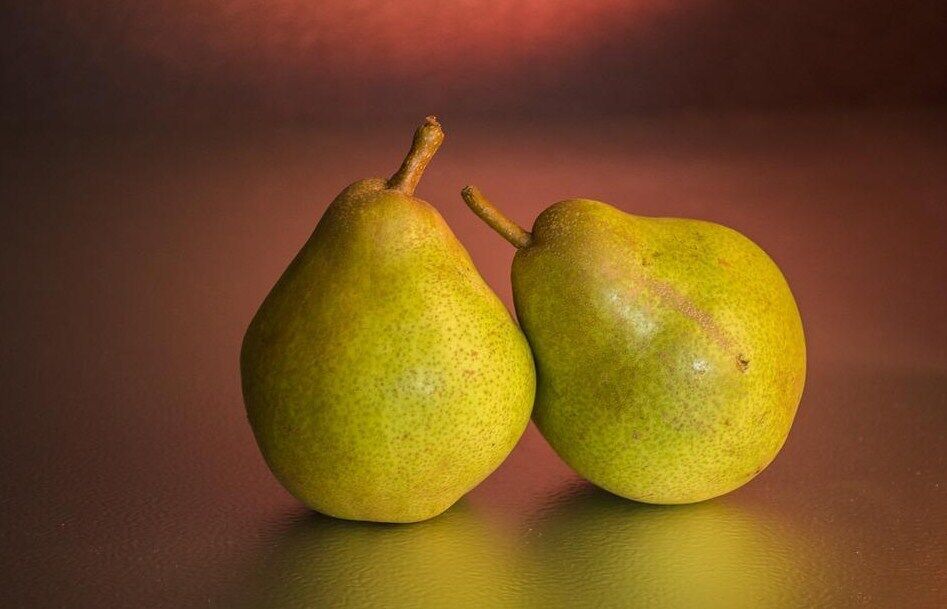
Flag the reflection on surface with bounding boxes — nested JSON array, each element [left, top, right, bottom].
[[238, 503, 521, 608], [236, 482, 858, 609], [522, 484, 840, 609]]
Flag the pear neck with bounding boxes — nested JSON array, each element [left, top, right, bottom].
[[387, 116, 444, 196]]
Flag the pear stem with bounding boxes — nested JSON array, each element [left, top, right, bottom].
[[387, 116, 445, 196], [461, 186, 533, 249]]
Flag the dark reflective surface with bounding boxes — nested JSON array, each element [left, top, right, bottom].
[[523, 485, 839, 608], [1, 113, 944, 607], [232, 504, 523, 608]]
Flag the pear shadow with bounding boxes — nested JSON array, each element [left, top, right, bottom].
[[232, 501, 523, 609], [520, 483, 856, 609]]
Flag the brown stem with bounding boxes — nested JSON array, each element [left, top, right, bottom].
[[387, 116, 444, 196], [461, 186, 533, 249]]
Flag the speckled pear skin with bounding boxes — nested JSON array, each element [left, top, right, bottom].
[[511, 199, 805, 504], [241, 123, 535, 523]]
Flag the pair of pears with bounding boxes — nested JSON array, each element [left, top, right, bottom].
[[241, 118, 806, 523]]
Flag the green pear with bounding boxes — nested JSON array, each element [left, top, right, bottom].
[[240, 119, 535, 523], [461, 186, 805, 504]]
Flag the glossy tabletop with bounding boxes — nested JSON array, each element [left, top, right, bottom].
[[1, 112, 944, 607]]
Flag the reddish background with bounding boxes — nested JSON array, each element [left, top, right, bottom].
[[3, 1, 946, 128]]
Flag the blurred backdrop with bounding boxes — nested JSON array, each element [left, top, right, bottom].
[[1, 2, 945, 608], [3, 0, 946, 128]]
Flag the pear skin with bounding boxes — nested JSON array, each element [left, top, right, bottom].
[[462, 186, 805, 504], [240, 120, 535, 523]]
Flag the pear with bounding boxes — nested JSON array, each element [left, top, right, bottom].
[[462, 186, 805, 504], [240, 119, 535, 523]]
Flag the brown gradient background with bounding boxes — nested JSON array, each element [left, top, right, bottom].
[[1, 2, 945, 607]]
